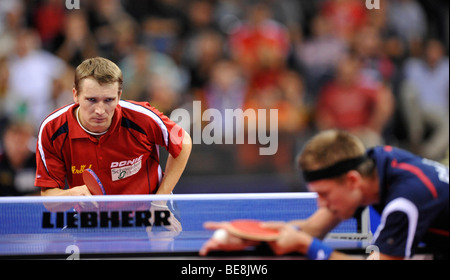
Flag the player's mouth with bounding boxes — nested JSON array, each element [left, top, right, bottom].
[[328, 207, 342, 217], [92, 118, 106, 123], [330, 208, 339, 215]]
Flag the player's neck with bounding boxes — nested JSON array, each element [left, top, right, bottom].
[[361, 172, 380, 206]]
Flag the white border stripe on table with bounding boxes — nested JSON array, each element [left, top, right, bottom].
[[0, 192, 318, 204]]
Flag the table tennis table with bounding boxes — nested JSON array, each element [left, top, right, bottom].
[[0, 192, 375, 260]]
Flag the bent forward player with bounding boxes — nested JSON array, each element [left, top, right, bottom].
[[200, 130, 449, 259]]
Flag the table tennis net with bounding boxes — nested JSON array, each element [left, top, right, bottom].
[[0, 193, 371, 239]]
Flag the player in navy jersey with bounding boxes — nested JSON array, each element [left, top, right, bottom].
[[200, 130, 448, 259]]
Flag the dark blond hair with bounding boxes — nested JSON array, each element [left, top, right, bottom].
[[74, 57, 123, 94], [298, 130, 375, 179]]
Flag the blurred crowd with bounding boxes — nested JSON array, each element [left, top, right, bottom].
[[0, 0, 448, 195]]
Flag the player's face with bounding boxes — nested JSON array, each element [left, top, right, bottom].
[[73, 77, 121, 133], [308, 177, 361, 220]]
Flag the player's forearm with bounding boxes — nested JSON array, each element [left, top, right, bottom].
[[328, 251, 364, 260], [157, 132, 192, 195], [40, 185, 91, 196], [40, 187, 87, 212], [328, 251, 401, 260], [297, 235, 365, 260], [292, 208, 342, 239], [41, 187, 73, 196]]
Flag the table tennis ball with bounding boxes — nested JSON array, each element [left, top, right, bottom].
[[212, 229, 229, 243]]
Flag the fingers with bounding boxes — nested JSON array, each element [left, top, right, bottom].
[[149, 202, 182, 232], [77, 185, 99, 209], [203, 221, 230, 230], [199, 222, 261, 256], [199, 238, 219, 256], [199, 234, 259, 256], [167, 215, 183, 232]]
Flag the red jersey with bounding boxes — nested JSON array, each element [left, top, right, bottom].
[[35, 100, 184, 194], [316, 81, 378, 130]]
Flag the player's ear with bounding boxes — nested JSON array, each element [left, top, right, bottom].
[[346, 170, 362, 189], [118, 90, 122, 100], [73, 88, 79, 103]]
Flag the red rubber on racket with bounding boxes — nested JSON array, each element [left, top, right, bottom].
[[227, 219, 280, 241], [82, 168, 106, 195]]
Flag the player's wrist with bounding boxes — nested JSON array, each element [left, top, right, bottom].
[[69, 185, 91, 196], [292, 230, 311, 254], [306, 238, 333, 260], [151, 200, 169, 209]]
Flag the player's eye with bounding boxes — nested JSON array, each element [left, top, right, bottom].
[[87, 98, 96, 102]]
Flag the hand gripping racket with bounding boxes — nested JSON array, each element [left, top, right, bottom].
[[82, 168, 106, 195], [227, 219, 280, 241]]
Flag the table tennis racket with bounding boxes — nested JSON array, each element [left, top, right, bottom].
[[227, 219, 280, 241], [82, 168, 106, 195]]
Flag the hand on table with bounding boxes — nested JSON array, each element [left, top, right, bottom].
[[199, 222, 260, 256]]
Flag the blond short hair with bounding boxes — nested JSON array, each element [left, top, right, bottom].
[[74, 57, 123, 94], [298, 130, 374, 178]]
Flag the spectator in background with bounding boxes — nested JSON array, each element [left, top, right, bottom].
[[202, 59, 247, 130], [0, 56, 11, 127], [108, 15, 140, 63], [365, 2, 406, 66], [264, 0, 305, 47], [400, 39, 449, 161], [0, 0, 24, 58], [147, 71, 181, 114], [136, 0, 187, 57], [181, 0, 222, 80], [352, 25, 396, 86], [295, 14, 348, 103], [120, 45, 184, 112], [141, 16, 180, 56], [318, 0, 368, 43], [52, 66, 76, 110], [119, 46, 152, 101], [182, 29, 226, 92], [230, 2, 291, 110], [0, 0, 445, 190], [5, 28, 67, 131], [315, 54, 395, 147], [386, 0, 427, 56], [32, 0, 65, 52], [55, 11, 98, 68], [0, 122, 37, 196], [240, 69, 309, 174], [87, 0, 138, 60], [225, 2, 308, 174], [228, 1, 290, 78]]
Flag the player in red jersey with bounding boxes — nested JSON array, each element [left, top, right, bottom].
[[35, 57, 192, 201]]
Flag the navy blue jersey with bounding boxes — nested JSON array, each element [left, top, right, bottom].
[[368, 146, 449, 258]]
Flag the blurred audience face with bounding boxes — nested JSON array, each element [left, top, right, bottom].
[[336, 55, 361, 86], [425, 39, 445, 67], [15, 29, 40, 57], [3, 124, 34, 169]]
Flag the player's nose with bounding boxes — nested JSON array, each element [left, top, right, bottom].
[[94, 103, 106, 115]]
